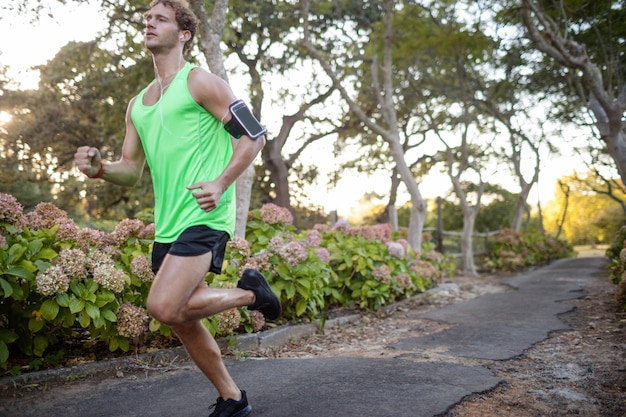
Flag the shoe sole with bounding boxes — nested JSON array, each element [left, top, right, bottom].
[[233, 405, 252, 417]]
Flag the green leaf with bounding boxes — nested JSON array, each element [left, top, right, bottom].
[[148, 318, 160, 332], [109, 337, 119, 352], [69, 297, 85, 314], [34, 260, 50, 271], [29, 317, 45, 332], [92, 316, 105, 329], [40, 299, 59, 321], [56, 292, 70, 307], [85, 279, 99, 294], [33, 335, 49, 357], [296, 278, 311, 290], [7, 266, 34, 280], [85, 302, 100, 320], [101, 309, 117, 323], [285, 282, 296, 299], [28, 239, 43, 254], [295, 298, 307, 316], [0, 340, 8, 365], [0, 278, 13, 298], [95, 290, 115, 307], [37, 248, 58, 260], [7, 243, 26, 263], [78, 311, 91, 328], [111, 336, 129, 352], [0, 329, 19, 344]]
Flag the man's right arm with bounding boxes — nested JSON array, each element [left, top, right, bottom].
[[74, 99, 146, 187]]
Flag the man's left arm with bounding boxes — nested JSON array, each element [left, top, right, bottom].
[[186, 68, 266, 212]]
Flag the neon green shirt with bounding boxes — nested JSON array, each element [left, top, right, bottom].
[[131, 63, 235, 242]]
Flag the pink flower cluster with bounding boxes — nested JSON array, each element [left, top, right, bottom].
[[75, 228, 106, 253], [227, 236, 251, 258], [93, 263, 127, 293], [53, 249, 88, 280], [138, 223, 155, 239], [34, 247, 133, 295], [36, 265, 71, 296], [304, 230, 322, 247], [130, 256, 155, 282], [410, 260, 441, 281], [269, 236, 285, 252], [26, 203, 73, 232], [116, 302, 149, 338], [372, 265, 392, 284], [316, 247, 330, 264], [394, 273, 413, 290], [217, 308, 241, 335], [386, 241, 405, 258], [254, 251, 272, 273], [248, 310, 265, 332], [259, 203, 293, 225], [87, 249, 128, 293], [313, 224, 330, 232], [423, 250, 444, 263], [0, 193, 26, 233], [344, 224, 393, 242], [278, 241, 308, 266], [106, 219, 147, 246]]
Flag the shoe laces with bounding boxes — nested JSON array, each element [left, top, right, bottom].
[[208, 398, 225, 416]]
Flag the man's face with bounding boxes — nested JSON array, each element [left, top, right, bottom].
[[144, 3, 179, 53]]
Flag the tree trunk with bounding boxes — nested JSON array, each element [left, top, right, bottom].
[[261, 133, 292, 210], [301, 0, 427, 250], [461, 209, 478, 276], [190, 0, 253, 238]]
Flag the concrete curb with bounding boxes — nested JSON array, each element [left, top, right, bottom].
[[0, 312, 362, 388]]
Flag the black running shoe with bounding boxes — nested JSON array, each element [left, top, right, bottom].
[[238, 269, 282, 320], [208, 390, 252, 417]]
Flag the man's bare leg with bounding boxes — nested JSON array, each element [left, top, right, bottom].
[[147, 251, 254, 400], [171, 319, 242, 400]]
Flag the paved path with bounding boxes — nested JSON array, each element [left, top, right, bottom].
[[0, 257, 607, 417]]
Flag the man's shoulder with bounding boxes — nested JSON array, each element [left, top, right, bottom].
[[188, 66, 225, 85]]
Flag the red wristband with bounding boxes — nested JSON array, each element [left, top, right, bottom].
[[87, 162, 104, 179]]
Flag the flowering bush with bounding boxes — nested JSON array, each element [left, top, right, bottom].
[[483, 228, 575, 271], [319, 225, 442, 310], [0, 198, 157, 369], [0, 196, 451, 372]]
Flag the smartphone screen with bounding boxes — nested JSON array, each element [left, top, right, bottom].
[[232, 102, 267, 139]]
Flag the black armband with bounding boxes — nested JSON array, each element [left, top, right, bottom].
[[223, 100, 267, 140]]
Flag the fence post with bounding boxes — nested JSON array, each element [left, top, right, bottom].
[[436, 197, 444, 253]]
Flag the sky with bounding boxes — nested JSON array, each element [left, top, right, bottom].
[[0, 1, 107, 90], [0, 1, 574, 220]]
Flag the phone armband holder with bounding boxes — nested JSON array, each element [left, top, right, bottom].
[[223, 100, 267, 140]]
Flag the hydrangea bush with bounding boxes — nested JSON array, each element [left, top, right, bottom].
[[0, 196, 451, 372], [483, 228, 575, 271]]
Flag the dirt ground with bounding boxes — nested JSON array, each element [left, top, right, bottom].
[[255, 265, 626, 416]]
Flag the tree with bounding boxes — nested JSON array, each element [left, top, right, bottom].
[[544, 172, 626, 243], [216, 0, 343, 222], [301, 0, 431, 249], [519, 0, 626, 185]]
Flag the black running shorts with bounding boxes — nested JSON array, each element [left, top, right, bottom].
[[151, 225, 230, 274]]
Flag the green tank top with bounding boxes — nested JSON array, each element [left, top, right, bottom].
[[131, 63, 235, 242]]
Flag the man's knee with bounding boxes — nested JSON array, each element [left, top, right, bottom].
[[147, 293, 181, 325]]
